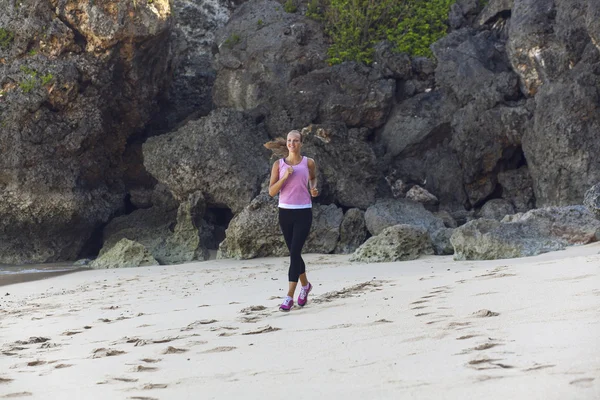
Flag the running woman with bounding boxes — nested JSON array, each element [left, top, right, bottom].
[[267, 130, 318, 311]]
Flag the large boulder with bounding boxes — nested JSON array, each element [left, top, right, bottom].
[[99, 192, 208, 264], [508, 0, 600, 206], [217, 194, 343, 259], [0, 0, 174, 263], [90, 239, 158, 269], [351, 224, 434, 263], [147, 0, 234, 132], [143, 108, 270, 213], [380, 91, 466, 209], [584, 183, 600, 219], [364, 198, 445, 236], [478, 198, 516, 221], [451, 206, 600, 260], [335, 208, 367, 254], [298, 124, 378, 209], [497, 166, 535, 212], [212, 0, 394, 136]]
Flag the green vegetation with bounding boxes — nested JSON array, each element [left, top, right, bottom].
[[257, 19, 264, 27], [28, 48, 37, 56], [320, 0, 455, 65], [223, 33, 241, 49], [41, 73, 54, 85], [20, 65, 37, 77], [19, 77, 37, 93], [18, 66, 54, 93], [284, 0, 298, 13], [0, 28, 14, 50], [306, 0, 325, 21]]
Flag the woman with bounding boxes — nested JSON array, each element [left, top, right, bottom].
[[268, 130, 318, 312]]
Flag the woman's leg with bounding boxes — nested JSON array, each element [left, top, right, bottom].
[[289, 208, 312, 285], [279, 208, 312, 300]]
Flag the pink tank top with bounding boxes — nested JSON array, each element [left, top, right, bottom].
[[278, 156, 312, 209]]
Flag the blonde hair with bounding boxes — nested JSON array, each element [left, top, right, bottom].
[[264, 130, 302, 158]]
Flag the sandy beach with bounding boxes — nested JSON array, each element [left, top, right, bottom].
[[1, 244, 599, 400]]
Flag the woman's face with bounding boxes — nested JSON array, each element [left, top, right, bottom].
[[287, 132, 302, 153]]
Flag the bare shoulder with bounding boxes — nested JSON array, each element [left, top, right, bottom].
[[307, 157, 316, 167]]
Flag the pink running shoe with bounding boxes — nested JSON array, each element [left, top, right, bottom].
[[279, 296, 293, 312], [298, 282, 312, 307]]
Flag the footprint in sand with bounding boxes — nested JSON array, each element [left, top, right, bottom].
[[0, 377, 14, 384], [181, 320, 217, 331], [129, 397, 158, 400], [202, 346, 236, 353], [142, 383, 168, 390], [569, 377, 595, 387], [140, 358, 161, 364], [62, 331, 82, 336], [112, 377, 138, 383], [472, 309, 500, 318], [162, 346, 188, 354], [54, 364, 73, 369], [92, 348, 126, 358], [242, 326, 281, 335], [313, 281, 385, 304], [1, 392, 33, 398], [467, 358, 514, 370], [523, 364, 555, 371], [26, 360, 46, 367], [456, 334, 479, 340], [133, 365, 158, 372]]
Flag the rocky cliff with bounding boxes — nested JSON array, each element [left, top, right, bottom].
[[1, 0, 598, 264]]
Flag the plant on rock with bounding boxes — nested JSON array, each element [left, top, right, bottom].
[[324, 0, 455, 65]]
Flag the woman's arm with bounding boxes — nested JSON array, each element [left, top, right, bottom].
[[308, 158, 318, 197], [269, 161, 292, 197]]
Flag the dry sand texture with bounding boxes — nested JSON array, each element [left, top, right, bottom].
[[1, 244, 599, 399]]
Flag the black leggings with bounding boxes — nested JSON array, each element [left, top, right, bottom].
[[278, 208, 312, 282]]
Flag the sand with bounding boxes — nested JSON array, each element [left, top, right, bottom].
[[0, 244, 599, 399]]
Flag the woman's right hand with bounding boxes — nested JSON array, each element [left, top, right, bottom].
[[283, 166, 293, 180]]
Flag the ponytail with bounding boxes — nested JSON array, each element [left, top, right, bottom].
[[264, 137, 288, 158], [264, 130, 303, 159]]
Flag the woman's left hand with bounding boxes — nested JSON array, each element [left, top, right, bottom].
[[310, 187, 319, 197]]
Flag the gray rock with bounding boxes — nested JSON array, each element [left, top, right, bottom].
[[217, 194, 343, 259], [100, 192, 208, 264], [335, 209, 367, 254], [478, 198, 516, 220], [522, 74, 600, 206], [150, 0, 233, 130], [380, 91, 457, 159], [431, 228, 455, 255], [502, 206, 600, 244], [350, 224, 434, 263], [432, 28, 520, 110], [213, 0, 394, 136], [406, 185, 439, 208], [498, 167, 535, 212], [373, 41, 412, 79], [305, 204, 344, 254], [0, 0, 173, 263], [451, 103, 531, 206], [434, 210, 458, 228], [584, 184, 600, 219], [90, 239, 158, 269], [143, 108, 270, 213], [451, 219, 564, 261], [364, 198, 445, 236], [212, 0, 329, 133], [299, 124, 378, 209], [452, 206, 600, 260], [476, 0, 514, 27]]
